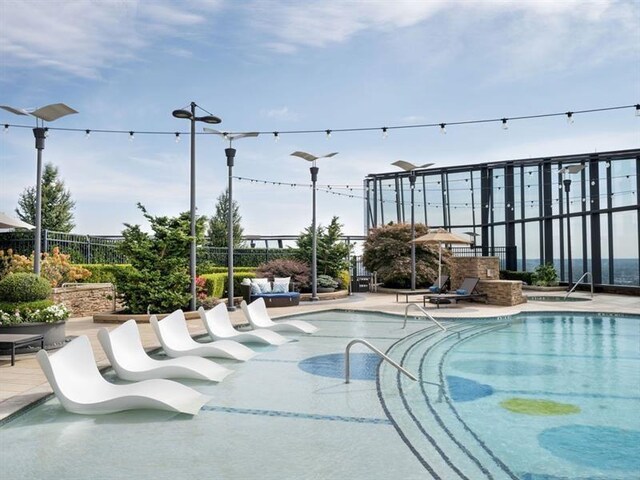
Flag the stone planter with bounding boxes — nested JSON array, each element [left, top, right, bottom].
[[0, 321, 66, 349], [317, 287, 336, 293]]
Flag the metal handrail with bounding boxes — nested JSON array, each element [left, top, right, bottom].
[[564, 271, 594, 300], [403, 303, 447, 331], [345, 339, 417, 384]]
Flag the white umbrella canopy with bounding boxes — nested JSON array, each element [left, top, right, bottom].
[[0, 212, 34, 230], [412, 228, 472, 288]]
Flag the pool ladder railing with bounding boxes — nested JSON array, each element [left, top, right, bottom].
[[402, 303, 447, 331], [344, 339, 417, 384], [564, 271, 593, 300]]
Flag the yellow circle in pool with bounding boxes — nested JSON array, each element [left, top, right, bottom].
[[500, 398, 580, 415]]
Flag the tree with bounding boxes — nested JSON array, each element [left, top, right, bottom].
[[362, 223, 446, 288], [207, 188, 244, 248], [16, 163, 76, 232], [115, 204, 206, 313], [295, 216, 352, 278]]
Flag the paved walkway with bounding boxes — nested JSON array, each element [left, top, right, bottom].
[[1, 291, 638, 421]]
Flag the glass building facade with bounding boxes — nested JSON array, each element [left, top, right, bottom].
[[364, 149, 640, 287]]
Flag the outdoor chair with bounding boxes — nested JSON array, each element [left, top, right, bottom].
[[98, 319, 232, 382], [428, 275, 450, 293], [150, 310, 256, 361], [240, 298, 319, 334], [423, 277, 488, 308], [199, 304, 290, 345], [36, 335, 210, 415]]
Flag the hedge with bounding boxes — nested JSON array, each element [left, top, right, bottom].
[[0, 273, 52, 302], [198, 266, 257, 275], [75, 264, 134, 284], [201, 272, 256, 298], [0, 299, 54, 314], [500, 270, 535, 285]]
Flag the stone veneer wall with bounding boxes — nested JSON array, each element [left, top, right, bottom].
[[52, 284, 122, 317], [477, 280, 527, 306], [448, 257, 526, 306], [448, 256, 501, 289]]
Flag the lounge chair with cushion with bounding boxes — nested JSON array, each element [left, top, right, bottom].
[[98, 319, 232, 382], [37, 335, 211, 415], [199, 304, 290, 346], [428, 275, 450, 294], [240, 298, 318, 334], [151, 310, 256, 361], [423, 277, 488, 308]]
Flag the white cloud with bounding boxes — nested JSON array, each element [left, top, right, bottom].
[[260, 106, 299, 121]]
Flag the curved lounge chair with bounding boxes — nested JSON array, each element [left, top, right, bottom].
[[98, 320, 232, 382], [150, 310, 256, 361], [198, 304, 290, 346], [240, 298, 318, 334], [36, 335, 210, 415]]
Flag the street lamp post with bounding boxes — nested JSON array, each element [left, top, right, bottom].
[[172, 102, 221, 311], [392, 161, 434, 290], [559, 164, 585, 290], [291, 151, 339, 301], [1, 103, 78, 275], [204, 130, 258, 311]]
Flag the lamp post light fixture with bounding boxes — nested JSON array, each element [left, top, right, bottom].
[[558, 164, 585, 290], [392, 160, 434, 290], [204, 129, 259, 311], [290, 151, 339, 301], [172, 102, 222, 311], [0, 103, 78, 275]]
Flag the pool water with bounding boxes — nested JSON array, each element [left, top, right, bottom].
[[1, 311, 638, 479]]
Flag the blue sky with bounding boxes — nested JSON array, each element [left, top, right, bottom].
[[1, 0, 638, 239]]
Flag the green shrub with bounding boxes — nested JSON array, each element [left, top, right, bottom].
[[533, 263, 559, 286], [336, 270, 350, 290], [0, 273, 52, 302], [197, 265, 256, 275], [295, 216, 352, 278], [317, 274, 338, 289], [200, 272, 256, 299], [0, 300, 69, 325], [75, 264, 134, 285], [500, 270, 535, 285]]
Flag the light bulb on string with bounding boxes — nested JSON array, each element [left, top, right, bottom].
[[501, 118, 508, 130], [85, 129, 91, 139], [382, 127, 388, 139], [273, 132, 279, 142], [129, 131, 134, 142], [175, 132, 180, 143], [3, 124, 8, 133], [566, 112, 574, 124], [326, 129, 332, 139], [44, 128, 49, 138], [636, 104, 640, 117], [440, 123, 446, 134]]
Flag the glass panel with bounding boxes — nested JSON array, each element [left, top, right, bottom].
[[514, 167, 522, 221], [601, 213, 610, 284], [551, 218, 561, 277], [448, 172, 473, 227], [424, 174, 443, 227], [568, 215, 584, 282], [523, 166, 539, 219], [525, 220, 540, 272], [492, 168, 505, 223], [610, 158, 636, 209], [611, 210, 639, 285]]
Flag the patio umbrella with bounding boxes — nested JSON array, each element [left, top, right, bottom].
[[412, 228, 472, 288], [0, 212, 34, 230]]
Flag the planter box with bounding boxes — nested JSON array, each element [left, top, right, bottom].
[[0, 321, 66, 349]]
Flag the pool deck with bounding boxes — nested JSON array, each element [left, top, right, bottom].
[[1, 291, 638, 422]]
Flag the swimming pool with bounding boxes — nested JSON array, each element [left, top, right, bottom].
[[1, 310, 638, 479]]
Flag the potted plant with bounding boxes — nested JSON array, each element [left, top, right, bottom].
[[533, 263, 559, 287], [0, 272, 70, 348], [316, 274, 339, 293]]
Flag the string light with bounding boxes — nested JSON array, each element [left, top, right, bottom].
[[3, 124, 8, 133], [85, 129, 91, 138], [273, 132, 279, 142], [325, 129, 332, 139], [1, 104, 636, 140], [566, 112, 574, 124], [440, 123, 446, 134], [175, 132, 180, 143], [129, 131, 134, 141], [43, 127, 49, 138], [382, 127, 388, 139]]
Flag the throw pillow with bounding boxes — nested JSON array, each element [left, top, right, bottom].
[[259, 282, 272, 294], [274, 277, 291, 292], [272, 282, 287, 293], [250, 283, 261, 295], [251, 278, 270, 285]]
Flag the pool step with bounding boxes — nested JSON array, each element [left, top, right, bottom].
[[378, 321, 518, 480]]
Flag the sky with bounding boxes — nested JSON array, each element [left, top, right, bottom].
[[0, 0, 638, 240]]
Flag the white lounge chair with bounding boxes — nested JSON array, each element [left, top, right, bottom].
[[198, 304, 290, 346], [150, 310, 256, 361], [240, 298, 319, 334], [36, 335, 210, 415], [98, 319, 232, 382]]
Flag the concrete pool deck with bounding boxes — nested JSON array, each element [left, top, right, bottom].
[[1, 291, 638, 422]]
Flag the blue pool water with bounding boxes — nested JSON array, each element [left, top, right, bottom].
[[1, 311, 638, 479]]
